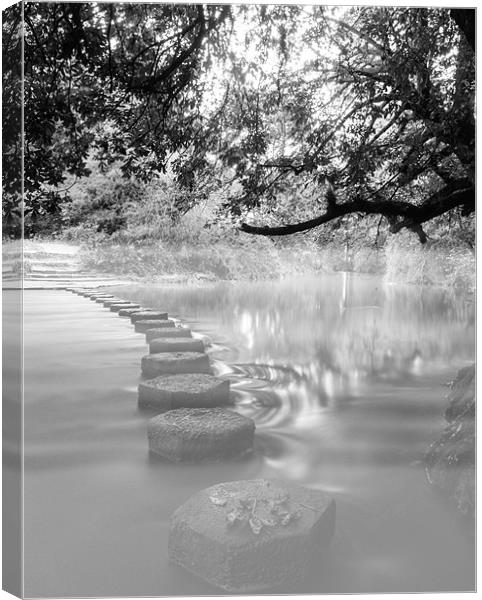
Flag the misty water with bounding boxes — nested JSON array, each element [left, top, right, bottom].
[[20, 273, 475, 596]]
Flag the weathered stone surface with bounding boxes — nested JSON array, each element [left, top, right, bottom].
[[118, 307, 148, 317], [148, 408, 254, 462], [168, 478, 335, 592], [89, 293, 112, 300], [425, 363, 475, 520], [109, 303, 140, 312], [141, 351, 211, 377], [135, 319, 176, 333], [138, 373, 230, 411], [95, 296, 116, 303], [149, 337, 204, 354], [146, 327, 192, 342], [131, 310, 168, 323]]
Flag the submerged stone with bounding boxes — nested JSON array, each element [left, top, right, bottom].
[[148, 407, 254, 461], [135, 319, 176, 333], [149, 337, 204, 354], [138, 373, 230, 411], [168, 478, 335, 592], [109, 303, 140, 312], [141, 351, 211, 377], [131, 310, 168, 323], [146, 327, 192, 342]]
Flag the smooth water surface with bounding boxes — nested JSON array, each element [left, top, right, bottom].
[[21, 274, 475, 596]]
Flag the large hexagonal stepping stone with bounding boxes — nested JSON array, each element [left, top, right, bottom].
[[169, 479, 335, 592], [141, 352, 211, 377], [131, 310, 168, 323], [148, 408, 254, 461], [138, 373, 230, 411], [109, 302, 140, 312], [149, 337, 204, 354], [135, 319, 176, 333], [146, 327, 192, 342]]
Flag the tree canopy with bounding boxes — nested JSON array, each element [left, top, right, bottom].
[[2, 4, 475, 241]]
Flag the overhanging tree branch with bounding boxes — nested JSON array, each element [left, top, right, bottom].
[[240, 180, 474, 242]]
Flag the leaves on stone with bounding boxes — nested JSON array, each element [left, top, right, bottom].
[[210, 487, 304, 536]]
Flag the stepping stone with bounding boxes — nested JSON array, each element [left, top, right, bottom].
[[141, 351, 211, 377], [149, 337, 203, 354], [118, 307, 147, 317], [138, 373, 231, 411], [135, 319, 175, 333], [168, 479, 335, 592], [102, 298, 129, 307], [131, 310, 168, 323], [95, 296, 116, 303], [148, 407, 254, 461], [109, 303, 140, 312], [90, 294, 113, 300], [146, 327, 192, 342]]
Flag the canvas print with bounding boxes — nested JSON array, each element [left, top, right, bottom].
[[2, 2, 475, 597]]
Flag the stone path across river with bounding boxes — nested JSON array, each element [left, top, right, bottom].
[[64, 285, 335, 592], [3, 242, 134, 289]]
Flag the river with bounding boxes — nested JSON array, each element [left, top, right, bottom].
[[16, 273, 474, 596]]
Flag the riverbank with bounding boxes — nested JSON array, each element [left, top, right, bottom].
[[3, 236, 475, 293], [80, 237, 475, 293], [425, 363, 475, 523]]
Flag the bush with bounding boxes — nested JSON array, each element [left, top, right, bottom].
[[384, 232, 475, 291]]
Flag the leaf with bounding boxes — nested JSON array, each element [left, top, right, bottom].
[[236, 496, 253, 510], [209, 492, 227, 506], [260, 515, 277, 527], [226, 508, 248, 525], [249, 516, 263, 535], [281, 514, 292, 526]]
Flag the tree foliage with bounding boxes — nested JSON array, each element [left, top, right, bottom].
[[2, 4, 475, 242]]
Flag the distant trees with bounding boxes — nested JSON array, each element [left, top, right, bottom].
[[2, 4, 475, 241]]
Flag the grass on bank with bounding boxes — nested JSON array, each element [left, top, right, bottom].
[[77, 232, 474, 292]]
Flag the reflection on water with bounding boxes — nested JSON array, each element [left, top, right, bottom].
[[20, 274, 475, 596]]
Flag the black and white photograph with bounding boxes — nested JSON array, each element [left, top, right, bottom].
[[2, 1, 476, 597]]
